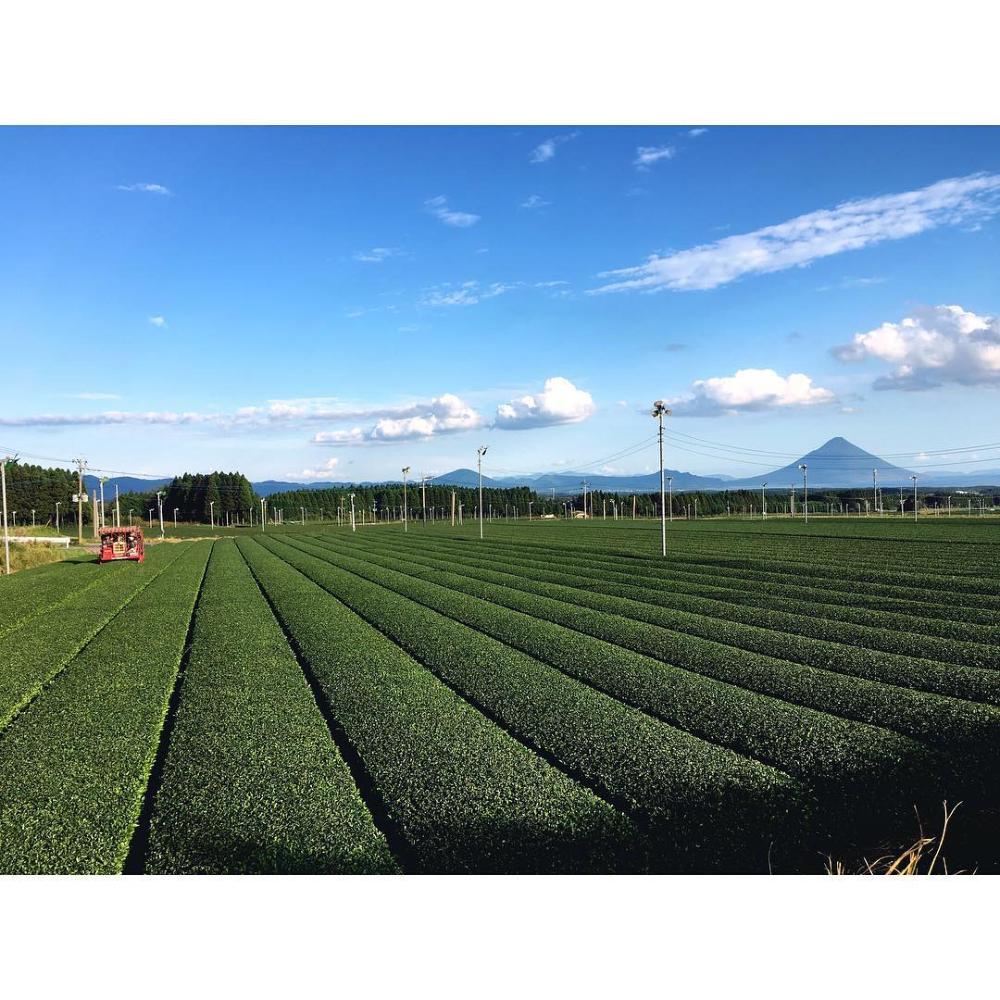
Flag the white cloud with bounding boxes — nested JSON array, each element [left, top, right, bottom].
[[314, 393, 484, 444], [634, 145, 676, 170], [832, 304, 1000, 390], [0, 393, 484, 436], [68, 392, 122, 401], [520, 194, 550, 209], [425, 195, 480, 228], [420, 279, 564, 308], [312, 428, 366, 445], [294, 457, 342, 481], [591, 172, 1000, 293], [529, 132, 578, 163], [817, 276, 887, 292], [420, 280, 504, 307], [667, 368, 836, 417], [353, 247, 404, 263], [117, 183, 171, 195], [495, 376, 596, 430], [149, 315, 167, 328], [687, 128, 708, 137]]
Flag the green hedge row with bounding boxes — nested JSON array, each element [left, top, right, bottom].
[[263, 536, 807, 872], [347, 535, 1000, 701], [0, 543, 211, 874], [299, 534, 1000, 753], [144, 540, 397, 874], [0, 560, 102, 637], [454, 533, 1000, 611], [238, 538, 636, 874], [275, 537, 945, 859], [0, 543, 190, 733], [472, 532, 1000, 602], [390, 534, 1000, 635]]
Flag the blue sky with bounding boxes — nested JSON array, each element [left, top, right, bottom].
[[1, 126, 999, 482]]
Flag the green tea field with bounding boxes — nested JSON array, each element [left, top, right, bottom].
[[1, 517, 998, 873]]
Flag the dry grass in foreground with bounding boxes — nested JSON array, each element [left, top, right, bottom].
[[4, 542, 71, 574], [826, 802, 970, 875]]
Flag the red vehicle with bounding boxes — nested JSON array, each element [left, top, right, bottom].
[[99, 526, 145, 564]]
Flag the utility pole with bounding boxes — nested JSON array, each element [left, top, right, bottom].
[[761, 482, 767, 520], [209, 500, 216, 531], [477, 446, 488, 540], [1, 455, 11, 576], [157, 491, 165, 538], [799, 464, 808, 524], [451, 490, 456, 526], [174, 508, 179, 528], [31, 509, 36, 528], [911, 475, 918, 523], [350, 493, 356, 532], [115, 483, 121, 528], [580, 481, 590, 520], [421, 474, 428, 525], [56, 501, 61, 532], [261, 498, 267, 532], [402, 467, 410, 532], [651, 400, 671, 557], [99, 477, 107, 529], [873, 467, 879, 516], [74, 457, 87, 545]]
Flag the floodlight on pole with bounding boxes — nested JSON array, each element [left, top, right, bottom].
[[402, 467, 410, 532], [209, 499, 215, 531], [350, 493, 356, 532], [651, 401, 671, 557], [55, 501, 61, 532], [911, 474, 918, 523], [798, 464, 808, 524], [761, 483, 767, 520], [477, 446, 488, 540], [156, 491, 165, 538], [261, 497, 267, 533]]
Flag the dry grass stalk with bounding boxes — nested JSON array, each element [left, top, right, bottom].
[[825, 801, 969, 875]]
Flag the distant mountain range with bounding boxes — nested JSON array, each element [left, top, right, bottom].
[[82, 437, 999, 497]]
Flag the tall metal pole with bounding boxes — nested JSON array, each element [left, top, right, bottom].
[[261, 498, 267, 533], [74, 457, 86, 545], [115, 483, 121, 528], [56, 501, 61, 532], [667, 477, 673, 522], [350, 493, 356, 532], [651, 401, 670, 557], [402, 467, 410, 532], [761, 482, 767, 520], [799, 464, 808, 524], [99, 477, 107, 529], [873, 467, 879, 515], [477, 446, 488, 540], [1, 456, 10, 576], [157, 491, 165, 538], [911, 475, 918, 523]]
